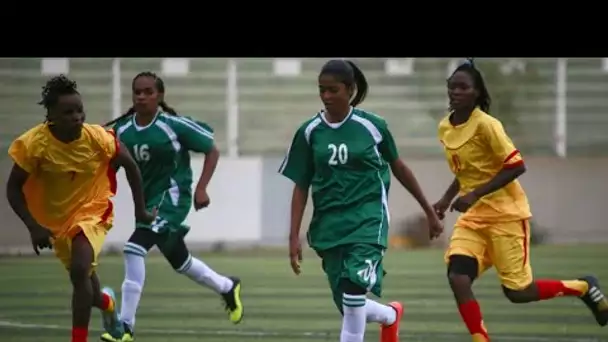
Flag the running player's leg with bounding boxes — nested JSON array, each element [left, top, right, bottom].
[[347, 244, 401, 342], [158, 232, 242, 323], [116, 229, 158, 341], [67, 231, 103, 342], [446, 226, 492, 342], [491, 220, 608, 326], [320, 245, 395, 325], [76, 224, 122, 340], [90, 272, 116, 316], [339, 244, 400, 342], [318, 247, 345, 314]]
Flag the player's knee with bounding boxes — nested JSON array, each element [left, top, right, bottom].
[[69, 261, 91, 285], [502, 284, 534, 303], [447, 255, 478, 291], [171, 253, 192, 273], [339, 278, 366, 295], [165, 241, 191, 272]]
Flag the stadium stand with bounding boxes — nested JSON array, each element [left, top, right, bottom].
[[1, 58, 607, 157]]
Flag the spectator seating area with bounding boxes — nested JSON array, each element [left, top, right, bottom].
[[1, 58, 607, 157]]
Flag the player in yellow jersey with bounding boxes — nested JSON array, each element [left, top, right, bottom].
[[433, 59, 608, 342], [5, 75, 155, 342]]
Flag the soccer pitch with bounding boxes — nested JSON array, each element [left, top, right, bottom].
[[0, 245, 607, 342]]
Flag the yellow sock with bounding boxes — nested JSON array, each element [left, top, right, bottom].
[[472, 333, 489, 342], [562, 280, 589, 296]]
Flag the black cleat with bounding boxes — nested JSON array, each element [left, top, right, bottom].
[[221, 276, 244, 324], [579, 276, 608, 326]]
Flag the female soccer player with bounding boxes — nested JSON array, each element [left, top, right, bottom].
[[6, 75, 155, 342], [434, 58, 608, 342], [279, 59, 444, 342], [99, 71, 243, 342]]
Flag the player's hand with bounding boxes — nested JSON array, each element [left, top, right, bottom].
[[432, 198, 451, 220], [426, 212, 444, 240], [289, 235, 302, 275], [26, 223, 54, 255], [450, 192, 479, 213], [194, 187, 210, 211], [136, 207, 157, 224]]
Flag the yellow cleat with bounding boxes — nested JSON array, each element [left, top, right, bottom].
[[100, 332, 119, 342], [221, 276, 244, 324], [120, 331, 134, 342], [101, 323, 134, 342]]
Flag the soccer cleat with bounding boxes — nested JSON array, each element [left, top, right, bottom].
[[579, 276, 608, 326], [100, 323, 134, 342], [100, 287, 123, 340], [99, 332, 118, 342], [120, 323, 135, 342], [221, 276, 244, 324], [380, 301, 404, 342]]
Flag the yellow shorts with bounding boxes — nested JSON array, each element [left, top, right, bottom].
[[445, 219, 532, 290], [52, 221, 110, 272]]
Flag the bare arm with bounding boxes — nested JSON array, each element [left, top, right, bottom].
[[390, 158, 435, 216], [289, 184, 308, 241], [112, 141, 148, 220], [441, 178, 461, 203], [196, 144, 219, 192], [6, 164, 37, 228], [472, 164, 526, 198]]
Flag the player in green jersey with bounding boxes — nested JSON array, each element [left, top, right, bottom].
[[99, 72, 243, 342], [279, 60, 444, 342]]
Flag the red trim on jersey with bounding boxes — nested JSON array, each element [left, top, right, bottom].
[[107, 128, 120, 160], [101, 129, 118, 223], [503, 149, 520, 164]]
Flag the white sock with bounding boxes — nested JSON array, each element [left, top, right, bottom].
[[120, 242, 147, 329], [178, 255, 234, 294], [340, 293, 367, 342], [365, 299, 397, 325]]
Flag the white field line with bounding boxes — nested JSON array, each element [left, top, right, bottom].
[[0, 319, 605, 342]]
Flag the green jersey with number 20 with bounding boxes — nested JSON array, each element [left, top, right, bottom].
[[113, 111, 214, 212], [279, 107, 399, 251]]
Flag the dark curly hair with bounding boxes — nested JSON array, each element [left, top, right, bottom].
[[38, 75, 79, 122]]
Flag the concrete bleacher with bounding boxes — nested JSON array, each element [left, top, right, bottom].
[[236, 58, 433, 155], [0, 58, 607, 158], [565, 58, 608, 156]]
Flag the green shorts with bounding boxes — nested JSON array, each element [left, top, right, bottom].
[[317, 243, 386, 311], [135, 194, 191, 251]]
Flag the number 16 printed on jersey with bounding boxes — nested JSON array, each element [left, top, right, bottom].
[[133, 144, 150, 162]]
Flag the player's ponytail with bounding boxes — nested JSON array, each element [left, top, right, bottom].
[[159, 101, 178, 116], [345, 60, 368, 107], [103, 107, 136, 128], [319, 59, 369, 108]]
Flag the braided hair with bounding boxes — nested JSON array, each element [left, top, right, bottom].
[[448, 58, 491, 113], [104, 71, 178, 127], [38, 75, 79, 122]]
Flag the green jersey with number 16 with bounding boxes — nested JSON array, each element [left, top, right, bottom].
[[279, 107, 399, 251], [112, 111, 214, 209]]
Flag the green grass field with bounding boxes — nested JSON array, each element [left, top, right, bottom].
[[0, 244, 607, 342]]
